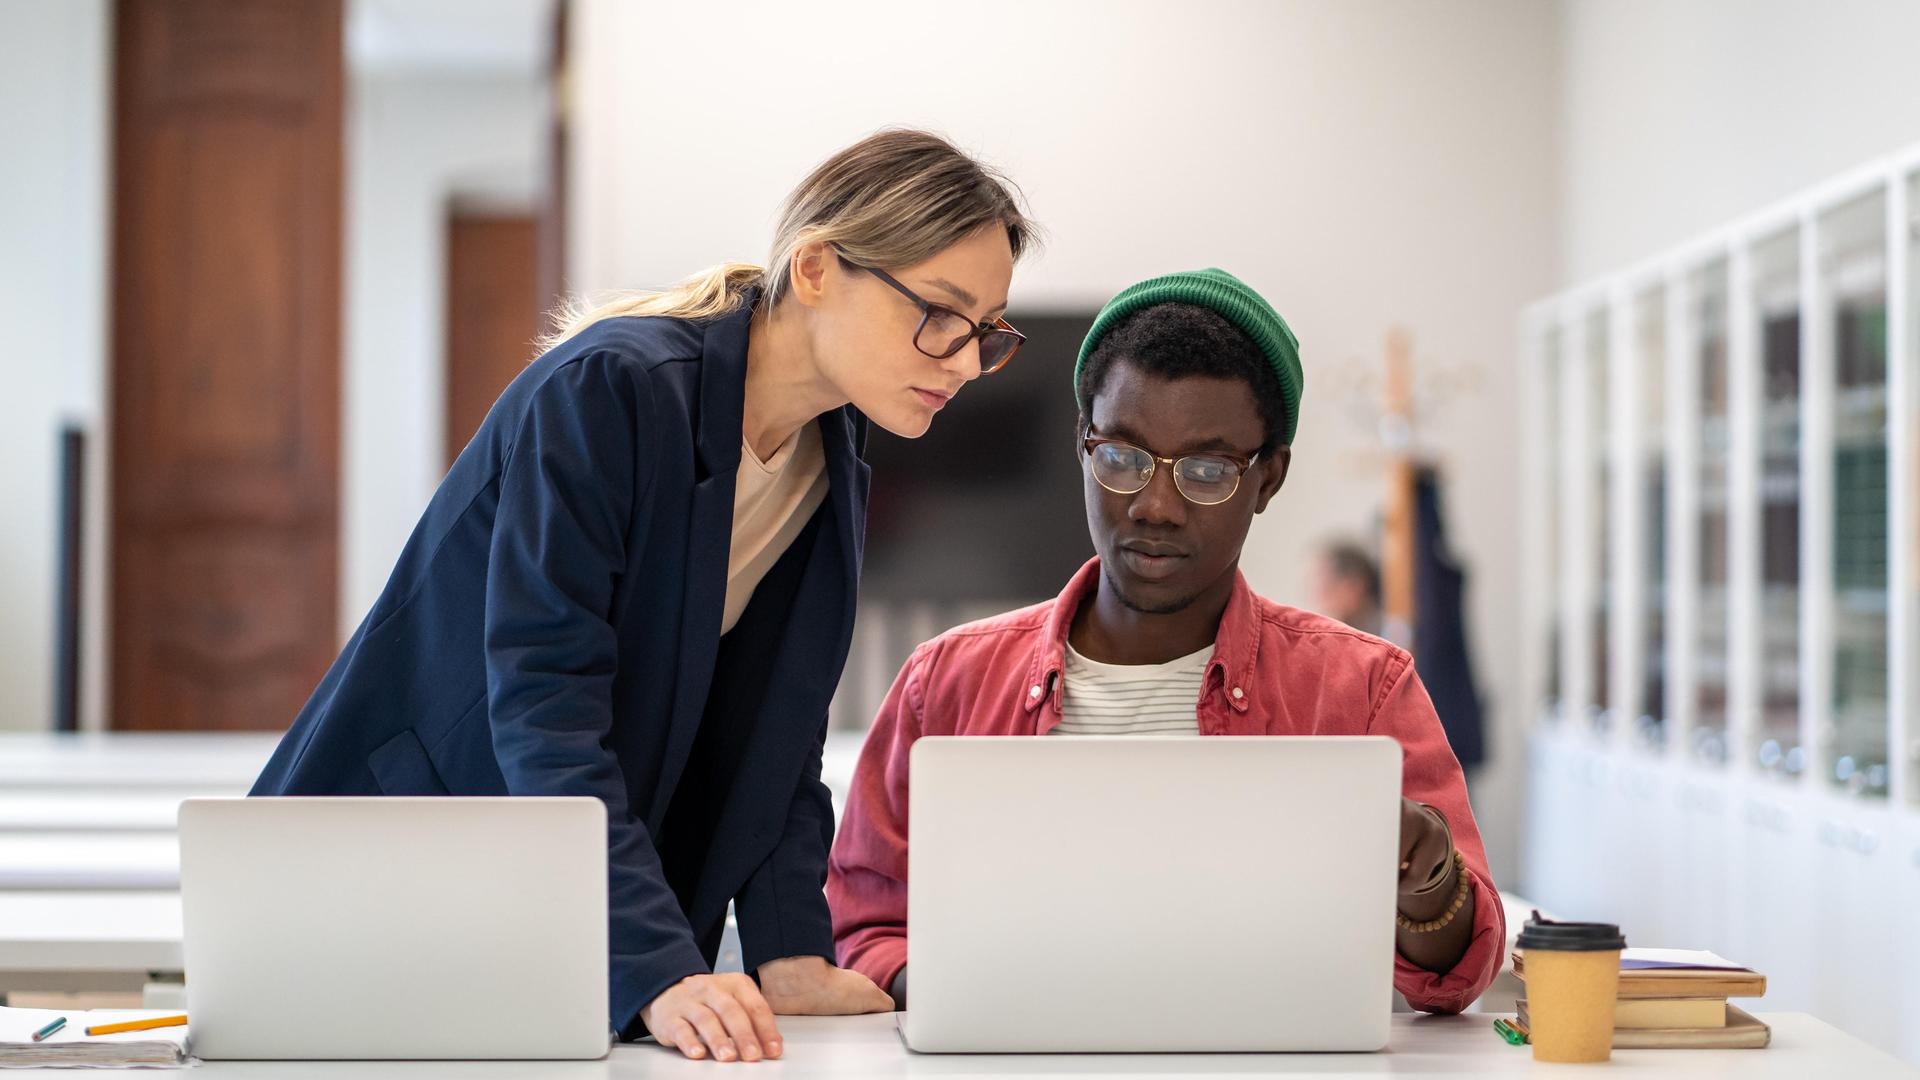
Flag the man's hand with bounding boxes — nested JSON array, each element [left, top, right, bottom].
[[1395, 797, 1476, 973], [1397, 798, 1454, 899], [638, 973, 783, 1063], [757, 956, 894, 1016]]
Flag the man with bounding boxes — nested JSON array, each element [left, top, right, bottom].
[[826, 269, 1503, 1014], [1314, 540, 1385, 636]]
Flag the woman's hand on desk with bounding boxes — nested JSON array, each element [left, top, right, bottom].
[[758, 956, 894, 1016], [639, 972, 784, 1063]]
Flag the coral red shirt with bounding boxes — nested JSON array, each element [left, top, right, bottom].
[[826, 558, 1504, 1014]]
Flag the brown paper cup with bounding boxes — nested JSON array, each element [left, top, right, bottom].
[[1524, 947, 1621, 1062]]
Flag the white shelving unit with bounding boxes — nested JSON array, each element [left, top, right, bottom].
[[1521, 148, 1920, 1066]]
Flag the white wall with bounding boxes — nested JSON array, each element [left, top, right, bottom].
[[0, 0, 111, 732], [1558, 0, 1920, 286], [342, 71, 546, 630], [570, 0, 1562, 885]]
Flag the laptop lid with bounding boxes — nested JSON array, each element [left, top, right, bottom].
[[179, 796, 609, 1060], [902, 736, 1402, 1053]]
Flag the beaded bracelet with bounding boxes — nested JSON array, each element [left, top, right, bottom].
[[1396, 850, 1469, 934]]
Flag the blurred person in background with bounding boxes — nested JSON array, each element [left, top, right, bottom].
[[1314, 540, 1384, 636]]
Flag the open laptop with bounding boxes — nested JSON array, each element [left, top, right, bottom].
[[900, 736, 1402, 1053], [179, 796, 610, 1060]]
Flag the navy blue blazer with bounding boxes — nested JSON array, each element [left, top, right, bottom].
[[251, 292, 871, 1036]]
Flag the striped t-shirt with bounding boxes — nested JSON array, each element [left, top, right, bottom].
[[1047, 640, 1214, 737]]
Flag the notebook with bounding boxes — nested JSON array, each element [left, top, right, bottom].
[[1612, 997, 1727, 1029], [0, 1007, 189, 1068], [1615, 948, 1747, 971], [1515, 1001, 1771, 1049], [1516, 996, 1728, 1030], [1511, 948, 1768, 999]]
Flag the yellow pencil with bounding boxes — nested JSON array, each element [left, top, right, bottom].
[[84, 1015, 187, 1036]]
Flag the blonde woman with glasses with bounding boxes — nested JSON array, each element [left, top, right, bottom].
[[253, 130, 1037, 1063]]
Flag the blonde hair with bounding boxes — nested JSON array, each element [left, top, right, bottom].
[[540, 129, 1037, 350]]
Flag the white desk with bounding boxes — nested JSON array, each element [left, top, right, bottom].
[[0, 733, 277, 791], [0, 891, 181, 996], [0, 834, 180, 890], [0, 733, 257, 997], [0, 733, 264, 892], [1, 1012, 1908, 1077], [0, 891, 183, 974], [0, 791, 197, 832]]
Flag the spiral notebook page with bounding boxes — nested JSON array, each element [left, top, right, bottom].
[[1619, 948, 1750, 971], [0, 1007, 190, 1069]]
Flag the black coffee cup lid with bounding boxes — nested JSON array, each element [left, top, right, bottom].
[[1516, 910, 1626, 952]]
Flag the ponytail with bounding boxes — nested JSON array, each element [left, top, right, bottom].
[[538, 261, 765, 352]]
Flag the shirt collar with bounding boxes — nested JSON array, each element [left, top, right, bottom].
[[1023, 557, 1263, 720], [693, 287, 761, 477]]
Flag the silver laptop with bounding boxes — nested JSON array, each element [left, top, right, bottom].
[[901, 736, 1402, 1053], [179, 797, 610, 1060]]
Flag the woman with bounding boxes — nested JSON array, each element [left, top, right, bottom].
[[252, 129, 1037, 1063]]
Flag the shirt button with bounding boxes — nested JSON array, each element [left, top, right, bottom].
[[1029, 685, 1043, 699], [1231, 687, 1245, 700]]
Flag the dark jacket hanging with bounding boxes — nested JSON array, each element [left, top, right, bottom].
[[1411, 466, 1486, 771]]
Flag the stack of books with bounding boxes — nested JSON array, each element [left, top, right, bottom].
[[1512, 947, 1770, 1049]]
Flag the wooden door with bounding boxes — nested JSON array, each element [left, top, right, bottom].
[[110, 0, 343, 730], [445, 209, 541, 467]]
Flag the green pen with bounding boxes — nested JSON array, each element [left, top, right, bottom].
[[31, 1016, 67, 1042], [1492, 1018, 1525, 1046]]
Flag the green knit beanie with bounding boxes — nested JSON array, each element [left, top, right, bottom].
[[1074, 268, 1303, 445]]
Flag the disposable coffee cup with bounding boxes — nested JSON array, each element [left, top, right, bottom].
[[1517, 911, 1625, 1063]]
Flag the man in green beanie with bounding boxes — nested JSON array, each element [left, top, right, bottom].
[[825, 271, 1502, 1016]]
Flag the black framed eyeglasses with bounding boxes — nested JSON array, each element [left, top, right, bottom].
[[836, 251, 1026, 373], [1081, 433, 1260, 507]]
